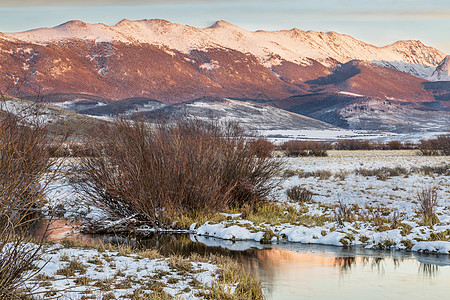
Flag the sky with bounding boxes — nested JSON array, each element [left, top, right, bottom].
[[0, 0, 449, 53]]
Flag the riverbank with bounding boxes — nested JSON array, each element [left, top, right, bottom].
[[23, 240, 262, 299]]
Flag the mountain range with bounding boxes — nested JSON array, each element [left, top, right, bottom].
[[0, 19, 449, 133]]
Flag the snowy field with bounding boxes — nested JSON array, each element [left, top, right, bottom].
[[259, 129, 447, 143]]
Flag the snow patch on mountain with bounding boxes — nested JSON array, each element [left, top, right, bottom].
[[428, 55, 450, 81], [372, 60, 436, 79]]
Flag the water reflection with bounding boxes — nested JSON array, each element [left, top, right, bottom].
[[31, 219, 83, 241], [248, 249, 450, 299], [418, 263, 440, 278], [31, 221, 450, 299]]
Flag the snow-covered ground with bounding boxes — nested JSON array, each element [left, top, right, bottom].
[[25, 245, 221, 299]]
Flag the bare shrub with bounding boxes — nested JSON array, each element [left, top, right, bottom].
[[307, 141, 332, 157], [281, 140, 307, 157], [389, 212, 402, 229], [0, 101, 63, 297], [418, 135, 450, 156], [282, 140, 331, 157], [286, 186, 313, 204], [77, 118, 281, 228], [0, 219, 44, 299], [417, 186, 439, 225], [247, 138, 275, 158], [334, 199, 354, 226], [387, 140, 403, 150], [334, 139, 374, 150]]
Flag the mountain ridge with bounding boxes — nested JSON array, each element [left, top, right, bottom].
[[4, 19, 445, 78]]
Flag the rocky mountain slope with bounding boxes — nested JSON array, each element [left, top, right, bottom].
[[269, 92, 449, 133], [138, 96, 335, 131], [7, 19, 444, 75]]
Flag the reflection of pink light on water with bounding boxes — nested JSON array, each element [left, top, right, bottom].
[[32, 219, 82, 241], [32, 219, 102, 245], [32, 219, 103, 245], [257, 248, 337, 269]]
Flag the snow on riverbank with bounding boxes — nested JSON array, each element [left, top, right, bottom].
[[26, 245, 220, 299], [412, 241, 450, 254], [190, 151, 450, 253], [192, 219, 450, 253]]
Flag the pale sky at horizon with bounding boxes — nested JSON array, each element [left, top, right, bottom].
[[1, 0, 449, 53]]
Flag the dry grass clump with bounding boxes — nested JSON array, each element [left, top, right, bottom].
[[77, 118, 281, 228], [168, 255, 193, 273], [298, 170, 332, 180], [286, 186, 313, 204], [417, 186, 439, 226], [282, 140, 331, 157], [56, 259, 88, 277], [418, 135, 450, 156], [334, 199, 355, 226], [198, 254, 263, 300], [414, 165, 450, 176], [356, 166, 409, 180], [0, 101, 65, 298]]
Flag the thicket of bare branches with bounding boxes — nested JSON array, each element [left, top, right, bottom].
[[281, 140, 331, 157], [418, 135, 450, 156], [0, 99, 63, 298], [77, 119, 281, 228], [334, 139, 375, 150], [247, 138, 275, 158]]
